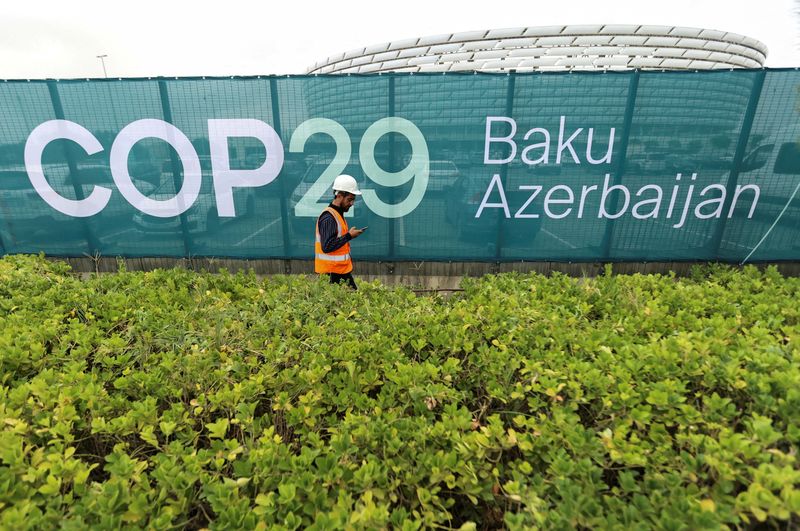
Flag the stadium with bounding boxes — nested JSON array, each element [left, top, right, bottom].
[[307, 25, 767, 74], [295, 26, 781, 269]]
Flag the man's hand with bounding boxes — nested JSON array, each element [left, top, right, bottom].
[[348, 227, 366, 239]]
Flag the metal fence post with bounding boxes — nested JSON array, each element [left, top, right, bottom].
[[0, 181, 7, 253], [710, 70, 766, 259], [387, 75, 396, 260], [600, 71, 640, 260], [46, 80, 100, 256], [157, 80, 193, 257], [268, 77, 291, 258], [494, 72, 516, 260]]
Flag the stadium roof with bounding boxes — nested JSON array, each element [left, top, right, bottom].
[[307, 25, 768, 74]]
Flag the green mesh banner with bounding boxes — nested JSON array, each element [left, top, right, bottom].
[[0, 70, 798, 262]]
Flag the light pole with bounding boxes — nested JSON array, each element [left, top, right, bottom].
[[96, 54, 108, 78]]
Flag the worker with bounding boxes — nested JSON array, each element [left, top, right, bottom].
[[315, 174, 367, 289]]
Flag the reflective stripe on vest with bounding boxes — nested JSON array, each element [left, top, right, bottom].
[[316, 252, 351, 262]]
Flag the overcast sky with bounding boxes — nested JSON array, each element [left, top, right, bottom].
[[1, 0, 798, 79]]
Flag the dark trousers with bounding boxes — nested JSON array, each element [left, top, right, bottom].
[[327, 272, 357, 290]]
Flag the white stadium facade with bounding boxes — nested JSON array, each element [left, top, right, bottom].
[[307, 25, 767, 74]]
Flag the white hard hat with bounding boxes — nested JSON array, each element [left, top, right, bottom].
[[332, 174, 361, 195]]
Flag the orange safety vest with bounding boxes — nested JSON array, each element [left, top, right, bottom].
[[315, 207, 353, 274]]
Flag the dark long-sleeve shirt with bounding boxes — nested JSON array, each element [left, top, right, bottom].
[[317, 203, 352, 254]]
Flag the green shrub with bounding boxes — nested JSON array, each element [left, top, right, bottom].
[[0, 255, 798, 529]]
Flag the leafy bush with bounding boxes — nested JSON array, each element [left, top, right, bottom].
[[0, 255, 798, 529]]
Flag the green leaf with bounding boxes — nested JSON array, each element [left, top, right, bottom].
[[159, 420, 177, 438], [38, 475, 61, 496], [278, 483, 297, 504], [140, 425, 160, 448], [206, 418, 230, 439], [646, 390, 669, 407]]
